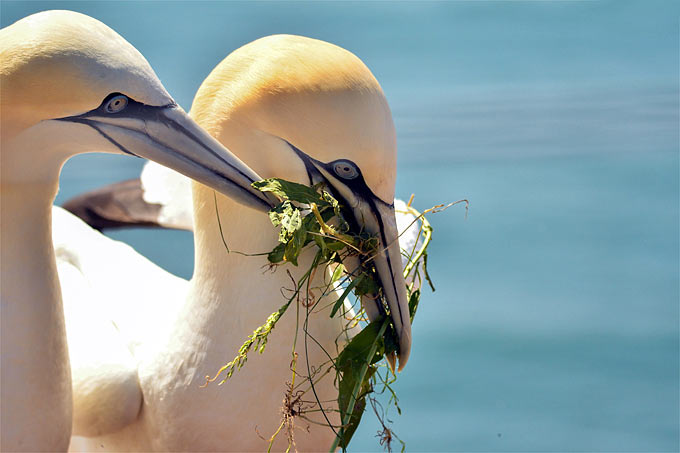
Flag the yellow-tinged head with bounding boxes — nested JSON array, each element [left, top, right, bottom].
[[190, 35, 411, 370], [191, 34, 397, 204]]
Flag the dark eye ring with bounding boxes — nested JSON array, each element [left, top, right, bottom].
[[333, 161, 359, 180], [105, 94, 128, 114]]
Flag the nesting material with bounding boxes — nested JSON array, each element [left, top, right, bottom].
[[204, 178, 449, 452]]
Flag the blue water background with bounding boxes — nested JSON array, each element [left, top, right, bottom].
[[2, 1, 678, 451]]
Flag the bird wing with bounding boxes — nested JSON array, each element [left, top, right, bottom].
[[61, 178, 165, 231], [53, 206, 189, 436], [140, 160, 194, 230], [61, 161, 194, 231]]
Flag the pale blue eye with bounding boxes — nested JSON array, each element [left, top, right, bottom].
[[105, 95, 128, 113], [333, 161, 359, 180]]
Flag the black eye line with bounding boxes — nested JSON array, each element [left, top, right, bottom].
[[282, 140, 393, 208], [279, 141, 403, 328], [98, 92, 177, 113]]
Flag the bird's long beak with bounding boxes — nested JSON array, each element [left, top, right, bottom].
[[56, 100, 278, 212], [288, 143, 412, 371], [342, 196, 413, 372]]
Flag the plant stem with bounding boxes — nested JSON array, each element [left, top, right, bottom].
[[402, 205, 433, 279]]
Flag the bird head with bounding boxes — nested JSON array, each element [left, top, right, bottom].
[[0, 10, 276, 211], [190, 35, 412, 370]]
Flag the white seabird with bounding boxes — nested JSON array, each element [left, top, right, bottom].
[[0, 11, 278, 451]]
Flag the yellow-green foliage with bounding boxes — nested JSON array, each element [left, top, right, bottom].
[[204, 178, 440, 452]]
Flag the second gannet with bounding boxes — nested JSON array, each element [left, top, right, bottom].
[[0, 11, 276, 451], [63, 35, 412, 451]]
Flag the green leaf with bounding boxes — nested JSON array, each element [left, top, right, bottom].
[[253, 178, 323, 204], [312, 233, 328, 255], [279, 208, 301, 242], [325, 240, 346, 252], [354, 272, 380, 296], [267, 243, 285, 263], [337, 367, 375, 449], [408, 288, 421, 321], [335, 318, 388, 449], [301, 209, 322, 235], [267, 200, 292, 227], [330, 274, 364, 318], [382, 324, 400, 357], [336, 318, 386, 372], [268, 201, 303, 243], [331, 264, 345, 284], [284, 226, 307, 266]]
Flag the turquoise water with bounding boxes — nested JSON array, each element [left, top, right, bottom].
[[2, 1, 678, 451]]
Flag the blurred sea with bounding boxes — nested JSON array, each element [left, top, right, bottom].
[[2, 1, 678, 451]]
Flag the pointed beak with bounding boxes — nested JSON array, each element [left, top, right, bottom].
[[341, 194, 412, 371], [288, 143, 412, 371], [56, 103, 278, 212]]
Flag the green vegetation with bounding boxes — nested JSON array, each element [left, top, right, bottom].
[[203, 178, 450, 452]]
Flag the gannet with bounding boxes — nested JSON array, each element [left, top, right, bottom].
[[0, 11, 277, 451], [61, 34, 412, 451]]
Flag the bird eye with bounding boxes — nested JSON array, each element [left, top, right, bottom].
[[104, 94, 128, 114], [333, 161, 359, 180]]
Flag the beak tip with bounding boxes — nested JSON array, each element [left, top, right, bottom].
[[396, 326, 412, 372], [386, 352, 397, 374], [397, 354, 409, 373]]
